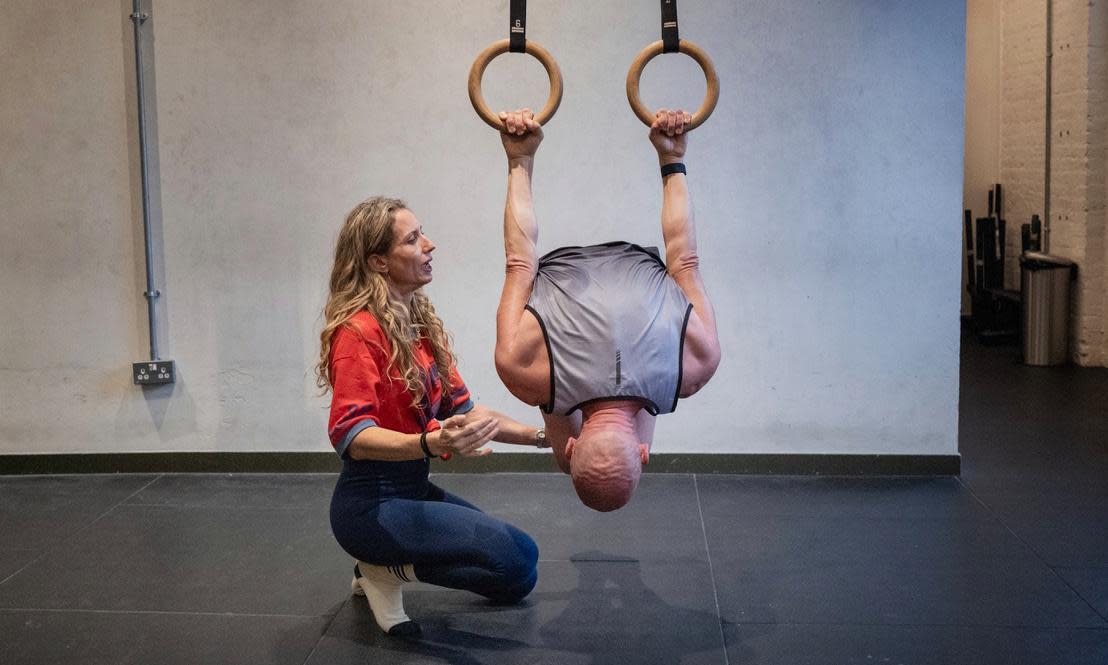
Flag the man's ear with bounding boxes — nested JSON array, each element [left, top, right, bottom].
[[639, 443, 650, 466], [564, 436, 576, 460], [368, 254, 388, 274]]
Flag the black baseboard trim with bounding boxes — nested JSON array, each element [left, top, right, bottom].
[[0, 452, 960, 476]]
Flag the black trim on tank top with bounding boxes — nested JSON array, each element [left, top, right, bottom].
[[568, 396, 659, 417], [671, 303, 694, 412], [524, 304, 557, 414]]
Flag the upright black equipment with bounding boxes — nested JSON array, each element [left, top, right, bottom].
[[966, 183, 1020, 344]]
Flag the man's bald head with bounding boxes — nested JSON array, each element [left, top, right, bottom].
[[567, 427, 644, 512]]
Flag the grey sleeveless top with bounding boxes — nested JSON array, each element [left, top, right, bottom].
[[525, 241, 693, 416]]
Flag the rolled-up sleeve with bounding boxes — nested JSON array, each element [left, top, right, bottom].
[[328, 326, 385, 458]]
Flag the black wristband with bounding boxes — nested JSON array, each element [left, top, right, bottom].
[[661, 162, 686, 177], [420, 431, 437, 459]]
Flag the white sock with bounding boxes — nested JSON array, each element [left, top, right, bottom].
[[352, 561, 418, 635]]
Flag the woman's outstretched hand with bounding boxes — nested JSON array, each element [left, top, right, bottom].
[[432, 414, 499, 458]]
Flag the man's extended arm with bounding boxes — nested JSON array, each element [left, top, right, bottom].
[[651, 110, 721, 394], [494, 110, 547, 392]]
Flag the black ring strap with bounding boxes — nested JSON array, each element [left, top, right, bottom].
[[661, 0, 680, 53], [510, 0, 526, 53]]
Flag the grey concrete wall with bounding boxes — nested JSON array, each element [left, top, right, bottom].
[[0, 0, 966, 456]]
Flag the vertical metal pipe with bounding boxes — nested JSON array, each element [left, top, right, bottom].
[[131, 0, 160, 360], [1043, 0, 1053, 253]]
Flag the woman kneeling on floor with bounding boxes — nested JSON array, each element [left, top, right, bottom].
[[317, 196, 544, 638]]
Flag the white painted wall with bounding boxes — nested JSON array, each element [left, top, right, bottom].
[[0, 0, 966, 456]]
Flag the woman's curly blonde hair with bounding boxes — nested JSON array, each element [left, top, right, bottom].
[[316, 197, 455, 406]]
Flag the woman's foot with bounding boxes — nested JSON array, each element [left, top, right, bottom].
[[351, 561, 422, 638]]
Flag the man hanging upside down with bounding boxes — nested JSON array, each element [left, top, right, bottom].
[[492, 107, 722, 511]]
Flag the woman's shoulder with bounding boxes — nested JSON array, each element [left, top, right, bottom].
[[336, 311, 388, 347]]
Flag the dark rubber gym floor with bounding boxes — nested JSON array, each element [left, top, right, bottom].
[[2, 333, 1107, 664]]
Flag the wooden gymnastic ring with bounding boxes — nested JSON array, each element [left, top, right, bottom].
[[626, 39, 719, 131], [468, 38, 563, 132]]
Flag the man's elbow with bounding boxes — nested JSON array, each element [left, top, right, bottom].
[[703, 343, 721, 378], [504, 254, 537, 277], [667, 251, 701, 278], [494, 352, 524, 393], [680, 347, 721, 398]]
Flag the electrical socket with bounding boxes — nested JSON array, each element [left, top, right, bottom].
[[133, 360, 175, 385]]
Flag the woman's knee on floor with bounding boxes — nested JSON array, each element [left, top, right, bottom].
[[487, 562, 537, 605], [488, 528, 539, 604]]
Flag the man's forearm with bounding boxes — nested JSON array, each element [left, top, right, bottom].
[[661, 169, 696, 270], [504, 157, 538, 264], [466, 404, 540, 446], [496, 154, 541, 363]]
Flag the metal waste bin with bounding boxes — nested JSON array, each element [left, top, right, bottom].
[[1020, 252, 1076, 366]]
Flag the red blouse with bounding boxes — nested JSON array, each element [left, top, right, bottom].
[[327, 311, 472, 458]]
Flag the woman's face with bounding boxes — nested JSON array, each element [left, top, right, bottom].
[[378, 208, 435, 296]]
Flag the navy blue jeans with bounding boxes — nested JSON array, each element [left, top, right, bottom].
[[330, 458, 538, 604]]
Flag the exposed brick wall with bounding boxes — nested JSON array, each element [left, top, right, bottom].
[[993, 0, 1107, 366], [1087, 0, 1108, 365], [1050, 0, 1090, 363], [999, 0, 1046, 291], [1063, 0, 1106, 366]]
